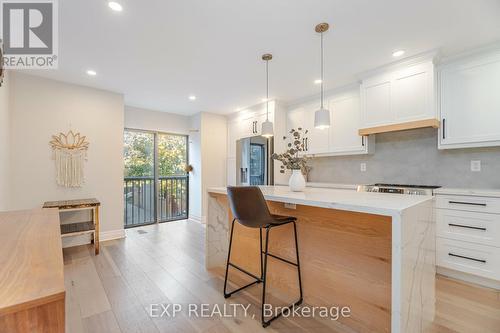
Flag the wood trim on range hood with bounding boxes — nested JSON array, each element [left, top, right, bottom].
[[358, 119, 440, 136]]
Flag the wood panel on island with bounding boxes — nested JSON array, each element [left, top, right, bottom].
[[207, 187, 435, 333]]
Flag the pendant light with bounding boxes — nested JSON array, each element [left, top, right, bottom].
[[261, 53, 274, 138], [314, 23, 330, 129]]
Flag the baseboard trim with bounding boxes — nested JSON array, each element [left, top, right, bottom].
[[189, 214, 202, 223], [100, 229, 126, 241], [437, 266, 500, 290]]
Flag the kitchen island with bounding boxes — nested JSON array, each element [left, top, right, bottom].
[[206, 186, 435, 333]]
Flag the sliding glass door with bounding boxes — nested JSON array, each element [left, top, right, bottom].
[[157, 133, 188, 221], [124, 129, 188, 228]]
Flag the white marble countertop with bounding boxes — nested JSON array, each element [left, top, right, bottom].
[[305, 182, 359, 190], [208, 185, 433, 216], [435, 187, 500, 198], [274, 182, 359, 190]]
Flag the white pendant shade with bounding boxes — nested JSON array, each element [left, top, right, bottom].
[[314, 108, 330, 129], [261, 119, 274, 138]]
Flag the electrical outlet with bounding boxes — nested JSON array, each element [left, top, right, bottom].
[[360, 163, 367, 172], [284, 203, 296, 210], [471, 160, 481, 172]]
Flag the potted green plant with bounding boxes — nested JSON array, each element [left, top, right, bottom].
[[272, 128, 309, 192]]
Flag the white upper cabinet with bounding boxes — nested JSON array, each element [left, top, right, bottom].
[[226, 101, 282, 185], [304, 103, 330, 155], [360, 60, 437, 132], [393, 62, 435, 122], [361, 73, 393, 127], [286, 102, 330, 155], [227, 101, 275, 158], [329, 93, 369, 154], [286, 89, 372, 156], [285, 106, 307, 155], [439, 50, 500, 149]]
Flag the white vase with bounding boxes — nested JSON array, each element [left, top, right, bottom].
[[289, 169, 306, 192]]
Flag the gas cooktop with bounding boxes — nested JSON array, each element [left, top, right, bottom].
[[372, 183, 441, 189], [358, 183, 441, 195]]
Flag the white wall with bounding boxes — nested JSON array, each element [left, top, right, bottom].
[[200, 112, 227, 222], [124, 106, 190, 134], [0, 71, 10, 211], [188, 114, 202, 221], [9, 73, 124, 236], [186, 112, 227, 223]]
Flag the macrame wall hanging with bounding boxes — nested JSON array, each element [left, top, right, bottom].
[[49, 130, 90, 187]]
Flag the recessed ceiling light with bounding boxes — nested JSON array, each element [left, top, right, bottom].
[[314, 79, 322, 85], [392, 50, 405, 57], [189, 95, 197, 101], [235, 107, 242, 112], [261, 98, 268, 102], [86, 69, 97, 76], [108, 1, 123, 12]]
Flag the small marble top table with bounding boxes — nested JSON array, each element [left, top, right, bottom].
[[43, 198, 100, 255]]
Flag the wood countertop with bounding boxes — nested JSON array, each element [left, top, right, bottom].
[[0, 208, 65, 316]]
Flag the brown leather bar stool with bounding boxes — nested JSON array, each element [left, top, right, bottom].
[[223, 186, 303, 328]]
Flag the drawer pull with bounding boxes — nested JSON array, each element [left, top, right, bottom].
[[448, 252, 486, 263], [448, 223, 487, 231], [448, 201, 487, 207]]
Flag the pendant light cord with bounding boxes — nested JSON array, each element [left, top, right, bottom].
[[266, 59, 269, 121], [320, 31, 324, 109]]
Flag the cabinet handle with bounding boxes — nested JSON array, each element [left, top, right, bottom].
[[448, 252, 486, 264], [361, 136, 365, 146], [305, 138, 308, 151], [448, 223, 487, 231], [442, 118, 446, 139], [448, 201, 487, 207], [253, 121, 256, 134]]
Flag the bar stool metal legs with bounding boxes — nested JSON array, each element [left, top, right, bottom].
[[223, 218, 303, 328], [224, 219, 263, 298], [261, 221, 303, 327]]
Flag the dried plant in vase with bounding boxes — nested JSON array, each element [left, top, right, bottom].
[[272, 127, 309, 192]]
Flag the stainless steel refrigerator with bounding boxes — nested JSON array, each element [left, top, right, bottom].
[[236, 136, 273, 186]]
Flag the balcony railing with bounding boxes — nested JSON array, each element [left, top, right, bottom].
[[124, 176, 188, 227]]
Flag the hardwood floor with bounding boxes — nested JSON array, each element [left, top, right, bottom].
[[64, 220, 500, 333]]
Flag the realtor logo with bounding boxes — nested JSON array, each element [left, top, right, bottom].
[[0, 0, 58, 69]]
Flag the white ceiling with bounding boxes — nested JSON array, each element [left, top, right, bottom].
[[29, 0, 500, 115]]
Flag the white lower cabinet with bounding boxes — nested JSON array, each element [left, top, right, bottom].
[[437, 238, 500, 282], [436, 193, 500, 283], [436, 209, 500, 248]]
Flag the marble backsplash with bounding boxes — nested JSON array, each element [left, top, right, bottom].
[[308, 128, 500, 189]]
